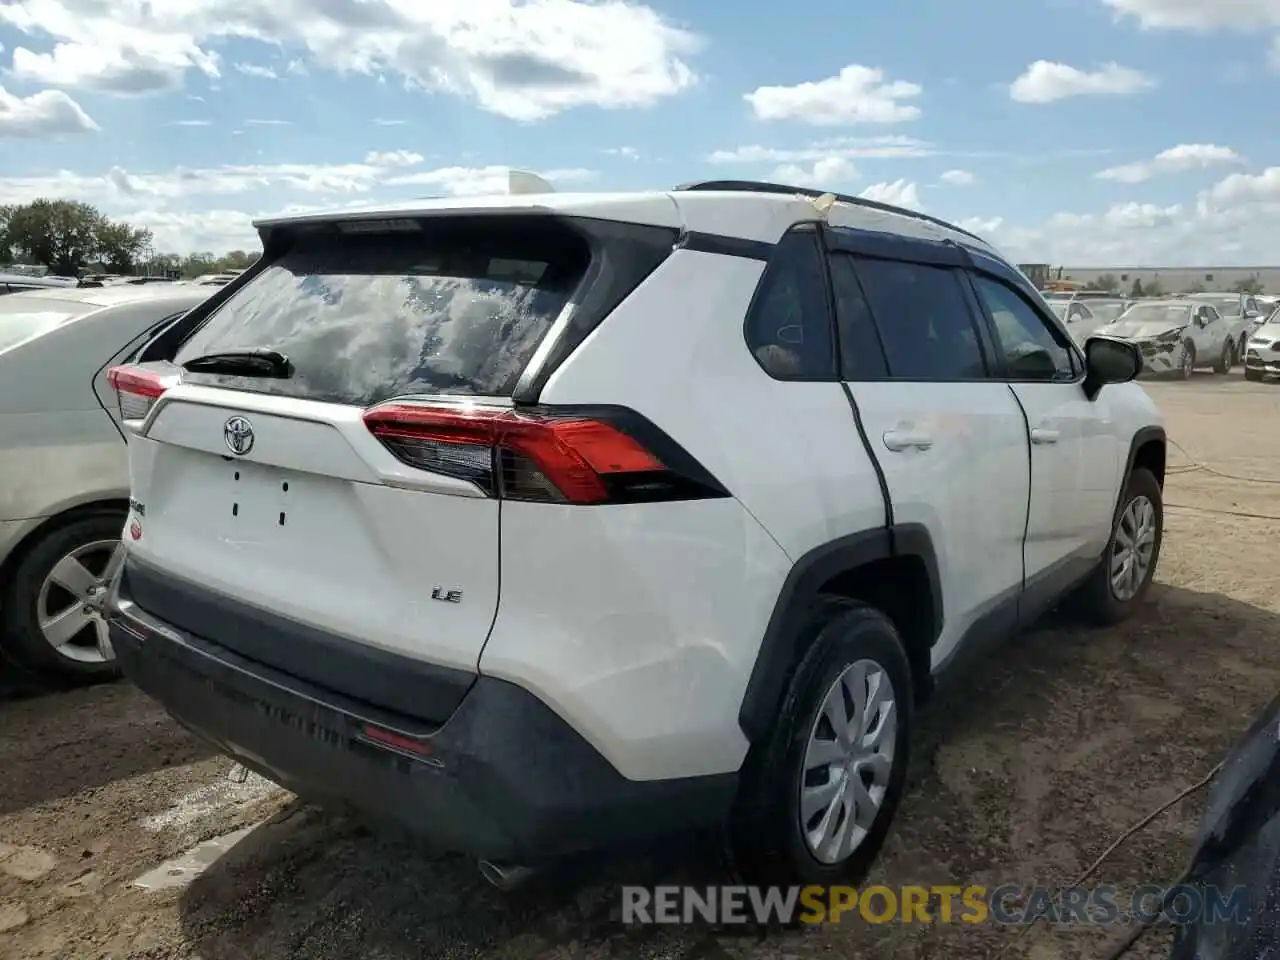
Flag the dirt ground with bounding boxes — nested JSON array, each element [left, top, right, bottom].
[[2, 373, 1279, 960]]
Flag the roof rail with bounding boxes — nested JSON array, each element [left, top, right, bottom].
[[672, 179, 984, 243]]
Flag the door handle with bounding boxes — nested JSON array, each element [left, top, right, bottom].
[[1030, 427, 1060, 444], [882, 430, 934, 452]]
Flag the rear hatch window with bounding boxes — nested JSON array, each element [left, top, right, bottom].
[[172, 218, 592, 406]]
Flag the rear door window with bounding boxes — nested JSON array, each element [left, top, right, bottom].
[[172, 220, 591, 406], [850, 257, 987, 379]]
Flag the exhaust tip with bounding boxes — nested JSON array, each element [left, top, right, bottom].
[[478, 860, 535, 891]]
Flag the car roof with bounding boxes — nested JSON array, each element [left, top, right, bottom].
[[252, 182, 1000, 255], [0, 284, 208, 309]]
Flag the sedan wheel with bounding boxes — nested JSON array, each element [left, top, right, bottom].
[[1, 511, 126, 681], [36, 539, 118, 664]]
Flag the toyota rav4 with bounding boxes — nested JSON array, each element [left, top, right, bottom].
[[105, 179, 1166, 889]]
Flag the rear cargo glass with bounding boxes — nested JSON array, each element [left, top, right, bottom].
[[172, 219, 591, 406]]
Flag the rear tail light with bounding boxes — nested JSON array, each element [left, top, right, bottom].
[[107, 365, 175, 421], [363, 403, 727, 505]]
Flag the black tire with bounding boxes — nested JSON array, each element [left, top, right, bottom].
[[1179, 341, 1195, 379], [1213, 340, 1233, 375], [730, 598, 913, 888], [1072, 468, 1163, 626], [0, 511, 124, 681], [1245, 369, 1264, 382]]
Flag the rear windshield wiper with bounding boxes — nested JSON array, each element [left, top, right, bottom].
[[181, 349, 294, 378]]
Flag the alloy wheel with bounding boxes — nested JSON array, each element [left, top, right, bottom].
[[35, 539, 119, 663]]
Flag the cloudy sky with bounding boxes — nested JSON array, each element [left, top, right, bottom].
[[2, 0, 1278, 265]]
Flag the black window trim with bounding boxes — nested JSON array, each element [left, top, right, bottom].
[[829, 251, 995, 383], [964, 268, 1086, 386]]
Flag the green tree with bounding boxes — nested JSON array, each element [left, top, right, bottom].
[[0, 205, 13, 264], [5, 199, 104, 276], [1232, 277, 1264, 295], [1182, 281, 1206, 294], [1144, 279, 1164, 298], [1129, 279, 1145, 298], [95, 219, 153, 273], [1085, 273, 1118, 292]]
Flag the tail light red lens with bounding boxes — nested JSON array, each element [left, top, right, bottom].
[[107, 365, 174, 421], [363, 403, 723, 505]]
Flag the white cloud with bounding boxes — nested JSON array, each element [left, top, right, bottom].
[[235, 62, 278, 79], [604, 146, 640, 159], [769, 157, 859, 187], [0, 84, 99, 137], [744, 65, 922, 125], [245, 118, 291, 125], [168, 119, 212, 127], [1096, 144, 1243, 183], [708, 136, 934, 164], [1009, 61, 1154, 103], [373, 118, 406, 126], [0, 0, 700, 121], [383, 166, 595, 194], [364, 150, 424, 168], [1102, 0, 1280, 29], [975, 165, 1280, 266], [0, 160, 600, 254], [957, 216, 1003, 235], [858, 179, 921, 209], [939, 168, 975, 186]]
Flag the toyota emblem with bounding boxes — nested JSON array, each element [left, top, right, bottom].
[[223, 416, 255, 456]]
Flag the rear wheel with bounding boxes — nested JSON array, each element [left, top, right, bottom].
[[1072, 468, 1163, 626], [0, 512, 124, 681], [730, 598, 913, 887], [1213, 340, 1233, 374]]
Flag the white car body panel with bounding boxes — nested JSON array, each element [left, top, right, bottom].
[[843, 383, 1029, 668], [0, 288, 206, 533]]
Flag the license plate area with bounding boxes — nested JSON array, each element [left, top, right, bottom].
[[224, 459, 302, 532]]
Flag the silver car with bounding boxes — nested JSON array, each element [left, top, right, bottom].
[[1102, 299, 1235, 378], [1244, 306, 1280, 381], [0, 284, 210, 679]]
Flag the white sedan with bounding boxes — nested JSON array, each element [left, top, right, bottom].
[[0, 284, 212, 680]]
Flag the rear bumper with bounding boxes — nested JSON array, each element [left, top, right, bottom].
[[109, 567, 736, 862]]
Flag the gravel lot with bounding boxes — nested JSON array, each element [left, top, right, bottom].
[[2, 373, 1279, 960]]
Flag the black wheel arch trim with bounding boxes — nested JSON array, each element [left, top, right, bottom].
[[737, 522, 942, 744], [1109, 424, 1167, 534]]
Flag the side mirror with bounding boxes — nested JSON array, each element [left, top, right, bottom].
[[1244, 310, 1260, 320], [1083, 336, 1141, 400]]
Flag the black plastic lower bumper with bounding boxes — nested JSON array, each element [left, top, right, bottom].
[[110, 584, 737, 862]]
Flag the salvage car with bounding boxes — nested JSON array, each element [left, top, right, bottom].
[[1169, 693, 1279, 959], [1244, 305, 1280, 381], [103, 178, 1165, 889], [0, 285, 209, 680], [1183, 292, 1264, 362], [1103, 299, 1235, 378]]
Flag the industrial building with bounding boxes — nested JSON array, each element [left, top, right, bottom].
[[1017, 263, 1278, 294]]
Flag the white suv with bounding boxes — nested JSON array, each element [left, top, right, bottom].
[[105, 180, 1166, 888]]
